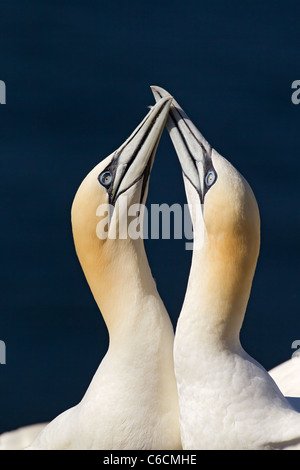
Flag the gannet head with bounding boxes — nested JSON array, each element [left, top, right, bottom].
[[151, 86, 260, 339], [72, 95, 171, 250], [151, 86, 260, 248], [72, 96, 172, 243], [71, 96, 172, 325]]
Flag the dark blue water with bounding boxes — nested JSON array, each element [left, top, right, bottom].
[[0, 0, 300, 433]]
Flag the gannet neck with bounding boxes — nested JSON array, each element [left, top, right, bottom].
[[74, 221, 168, 341], [71, 168, 169, 339], [181, 153, 260, 345], [182, 244, 254, 348], [77, 229, 179, 439]]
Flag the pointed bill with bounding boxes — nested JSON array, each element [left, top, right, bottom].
[[150, 86, 214, 204], [104, 96, 173, 207]]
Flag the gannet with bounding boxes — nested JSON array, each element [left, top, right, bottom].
[[23, 96, 181, 450], [269, 356, 300, 403], [0, 423, 47, 450], [151, 85, 300, 450]]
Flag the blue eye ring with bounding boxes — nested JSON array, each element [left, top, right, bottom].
[[99, 171, 113, 187], [205, 170, 216, 187]]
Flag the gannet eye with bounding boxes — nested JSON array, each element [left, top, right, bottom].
[[205, 170, 216, 187], [99, 171, 113, 187]]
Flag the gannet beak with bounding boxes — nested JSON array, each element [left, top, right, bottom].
[[102, 96, 172, 207], [150, 86, 214, 204]]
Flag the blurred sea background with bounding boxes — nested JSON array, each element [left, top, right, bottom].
[[0, 0, 300, 433]]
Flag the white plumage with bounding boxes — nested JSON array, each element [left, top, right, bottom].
[[1, 97, 181, 450], [269, 356, 300, 409], [152, 85, 300, 450]]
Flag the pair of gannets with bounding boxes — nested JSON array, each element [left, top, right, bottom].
[[2, 86, 299, 450]]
